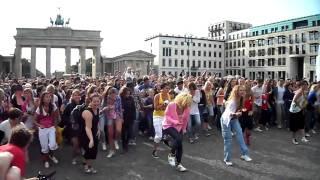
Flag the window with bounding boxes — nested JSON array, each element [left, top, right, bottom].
[[198, 43, 201, 47], [234, 50, 236, 57], [169, 59, 172, 66], [192, 50, 195, 56], [278, 58, 286, 66], [162, 58, 166, 66], [204, 51, 207, 57], [238, 50, 240, 56], [312, 21, 316, 26], [192, 42, 196, 46], [242, 59, 245, 66], [175, 41, 178, 45], [198, 51, 201, 56], [192, 60, 195, 67], [204, 43, 207, 47], [162, 40, 166, 44], [203, 61, 207, 68], [175, 49, 178, 55], [214, 44, 217, 48], [187, 50, 190, 56], [219, 45, 222, 48], [174, 59, 178, 67], [209, 51, 212, 57], [209, 61, 212, 68], [181, 42, 184, 46], [198, 60, 201, 67], [225, 52, 228, 58], [181, 59, 184, 67], [181, 50, 184, 55], [169, 41, 172, 45], [209, 44, 212, 48], [219, 52, 221, 57], [162, 48, 165, 56], [219, 61, 221, 68], [214, 52, 217, 57], [242, 49, 245, 56], [187, 60, 190, 67], [310, 56, 316, 65], [214, 61, 216, 68]]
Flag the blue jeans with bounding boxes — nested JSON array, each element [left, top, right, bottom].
[[221, 118, 249, 162], [187, 114, 201, 138]]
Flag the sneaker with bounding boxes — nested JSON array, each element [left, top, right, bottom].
[[254, 127, 263, 132], [107, 150, 115, 158], [205, 130, 211, 137], [129, 140, 136, 146], [189, 138, 194, 144], [277, 125, 282, 129], [152, 150, 159, 159], [72, 158, 77, 165], [44, 161, 50, 168], [49, 155, 59, 164], [194, 134, 199, 140], [311, 129, 317, 134], [292, 138, 299, 145], [224, 160, 233, 166], [168, 153, 176, 167], [102, 143, 107, 151], [84, 167, 98, 174], [301, 137, 310, 143], [240, 155, 252, 162], [149, 136, 154, 141], [114, 141, 119, 150], [265, 126, 269, 131], [176, 164, 187, 172], [305, 133, 311, 137], [207, 125, 212, 130]]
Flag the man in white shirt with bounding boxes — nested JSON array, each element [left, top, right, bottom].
[[0, 108, 25, 145], [272, 79, 286, 128], [251, 79, 264, 132]]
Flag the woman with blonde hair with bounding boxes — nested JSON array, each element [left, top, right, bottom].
[[163, 92, 192, 172], [221, 85, 252, 166]]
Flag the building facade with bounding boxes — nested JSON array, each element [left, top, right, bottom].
[[102, 50, 155, 77], [223, 14, 320, 81], [145, 35, 225, 77]]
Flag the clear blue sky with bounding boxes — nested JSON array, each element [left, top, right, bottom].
[[0, 0, 319, 74]]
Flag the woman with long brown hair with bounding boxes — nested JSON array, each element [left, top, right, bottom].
[[221, 85, 252, 166], [34, 91, 60, 168]]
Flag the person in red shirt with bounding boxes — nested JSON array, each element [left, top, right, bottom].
[[260, 84, 272, 131], [239, 85, 254, 146], [0, 125, 33, 178]]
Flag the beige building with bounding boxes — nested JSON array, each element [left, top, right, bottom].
[[102, 50, 155, 76]]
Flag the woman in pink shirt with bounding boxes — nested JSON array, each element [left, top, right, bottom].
[[163, 92, 192, 172]]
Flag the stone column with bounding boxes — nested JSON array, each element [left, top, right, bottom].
[[14, 44, 22, 78], [65, 46, 71, 74], [31, 46, 36, 78], [93, 47, 101, 78], [79, 47, 86, 75], [46, 46, 51, 78]]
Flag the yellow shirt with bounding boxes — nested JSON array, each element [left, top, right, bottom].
[[153, 93, 171, 117]]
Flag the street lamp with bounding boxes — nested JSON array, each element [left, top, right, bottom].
[[184, 34, 193, 76]]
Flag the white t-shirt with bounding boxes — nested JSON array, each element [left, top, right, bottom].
[[190, 90, 200, 115], [0, 120, 25, 144], [251, 85, 263, 106], [276, 86, 285, 104]]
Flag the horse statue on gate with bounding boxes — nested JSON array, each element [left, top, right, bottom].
[[54, 14, 64, 26]]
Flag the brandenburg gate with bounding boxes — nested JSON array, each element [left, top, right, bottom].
[[13, 16, 103, 78]]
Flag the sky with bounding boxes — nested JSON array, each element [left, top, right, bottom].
[[0, 0, 319, 74]]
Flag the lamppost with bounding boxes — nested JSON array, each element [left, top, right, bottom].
[[184, 34, 193, 76]]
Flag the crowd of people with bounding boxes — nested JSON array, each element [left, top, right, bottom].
[[0, 69, 320, 178]]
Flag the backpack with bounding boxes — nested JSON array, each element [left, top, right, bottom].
[[70, 104, 86, 132]]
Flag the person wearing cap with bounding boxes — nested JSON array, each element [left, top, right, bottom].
[[138, 76, 153, 91]]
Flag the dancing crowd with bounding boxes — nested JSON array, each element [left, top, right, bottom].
[[0, 69, 320, 179]]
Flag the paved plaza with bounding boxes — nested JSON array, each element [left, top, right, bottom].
[[26, 128, 320, 180]]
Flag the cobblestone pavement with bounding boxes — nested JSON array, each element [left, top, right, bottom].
[[26, 128, 320, 180]]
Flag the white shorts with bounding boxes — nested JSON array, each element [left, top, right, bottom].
[[153, 116, 164, 143]]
